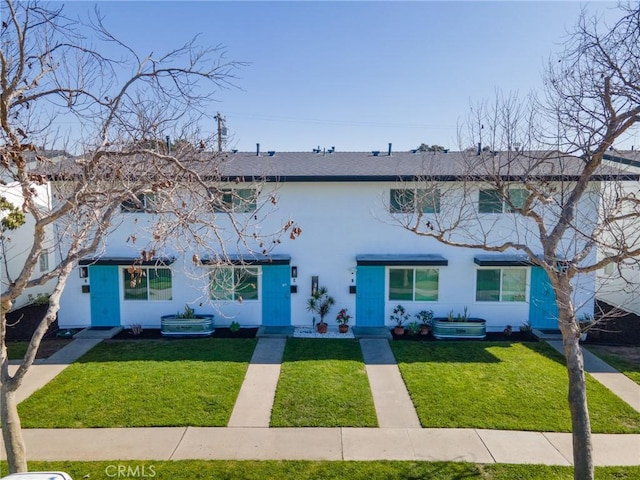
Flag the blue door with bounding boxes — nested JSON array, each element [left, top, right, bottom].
[[262, 265, 291, 326], [356, 266, 385, 327], [529, 267, 559, 330], [89, 266, 121, 327]]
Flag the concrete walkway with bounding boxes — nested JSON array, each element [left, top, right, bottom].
[[360, 339, 421, 428], [2, 332, 639, 466], [547, 340, 640, 413]]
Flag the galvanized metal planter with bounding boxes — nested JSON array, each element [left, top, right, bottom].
[[160, 314, 215, 336], [432, 318, 486, 339]]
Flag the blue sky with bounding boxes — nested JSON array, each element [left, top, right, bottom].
[[56, 1, 632, 152]]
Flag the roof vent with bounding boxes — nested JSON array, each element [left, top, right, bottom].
[[267, 151, 276, 157], [328, 146, 335, 153], [372, 151, 380, 156], [388, 143, 392, 156], [256, 143, 260, 156], [410, 149, 418, 154], [231, 149, 238, 153]]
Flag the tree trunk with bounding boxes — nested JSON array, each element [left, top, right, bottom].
[[0, 383, 28, 473], [556, 290, 594, 480]]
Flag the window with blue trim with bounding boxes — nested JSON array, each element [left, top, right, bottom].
[[476, 267, 526, 302], [389, 267, 439, 301], [210, 266, 259, 301], [390, 189, 440, 214]]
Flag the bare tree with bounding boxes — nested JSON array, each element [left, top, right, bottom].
[[393, 4, 640, 479], [0, 1, 298, 472]]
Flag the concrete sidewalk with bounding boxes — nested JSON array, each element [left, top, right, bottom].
[[2, 332, 639, 466], [7, 427, 639, 466]]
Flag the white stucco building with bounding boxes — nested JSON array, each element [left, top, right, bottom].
[[57, 149, 621, 332]]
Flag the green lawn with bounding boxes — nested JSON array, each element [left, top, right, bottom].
[[585, 345, 640, 385], [8, 461, 639, 480], [18, 338, 256, 428], [391, 341, 640, 433], [6, 341, 28, 360], [271, 338, 377, 427]]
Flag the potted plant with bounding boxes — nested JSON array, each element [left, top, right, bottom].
[[390, 304, 408, 336], [336, 308, 351, 333], [415, 309, 434, 335], [307, 286, 335, 333], [161, 304, 215, 336], [407, 321, 420, 336]]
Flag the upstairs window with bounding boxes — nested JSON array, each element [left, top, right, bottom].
[[121, 193, 156, 213], [479, 188, 527, 213], [123, 267, 172, 301], [212, 188, 257, 213], [476, 267, 526, 302], [210, 266, 259, 301], [39, 251, 49, 272], [389, 267, 439, 301], [390, 189, 440, 214]]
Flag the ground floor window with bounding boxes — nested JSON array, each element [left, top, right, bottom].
[[389, 267, 439, 301], [476, 267, 527, 302], [123, 267, 173, 301], [210, 266, 259, 301]]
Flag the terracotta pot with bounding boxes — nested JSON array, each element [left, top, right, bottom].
[[420, 325, 430, 336], [338, 324, 349, 333], [394, 326, 405, 336], [317, 322, 328, 334]]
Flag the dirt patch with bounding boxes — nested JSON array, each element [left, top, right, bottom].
[[588, 345, 640, 366]]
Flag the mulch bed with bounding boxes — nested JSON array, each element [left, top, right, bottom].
[[5, 304, 57, 341], [391, 330, 537, 342], [111, 327, 258, 340]]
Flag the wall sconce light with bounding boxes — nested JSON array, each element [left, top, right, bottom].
[[291, 266, 297, 278], [311, 275, 319, 296], [79, 267, 88, 278]]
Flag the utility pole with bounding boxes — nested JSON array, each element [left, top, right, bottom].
[[214, 113, 225, 152]]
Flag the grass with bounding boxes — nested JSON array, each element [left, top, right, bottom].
[[391, 341, 640, 433], [5, 461, 639, 480], [18, 338, 256, 428], [585, 345, 640, 385], [271, 338, 377, 427], [6, 341, 28, 360]]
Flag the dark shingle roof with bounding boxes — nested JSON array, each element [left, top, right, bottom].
[[48, 150, 639, 182]]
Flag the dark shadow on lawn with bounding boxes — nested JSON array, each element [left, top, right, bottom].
[[521, 341, 567, 367], [390, 341, 504, 364], [74, 337, 257, 364]]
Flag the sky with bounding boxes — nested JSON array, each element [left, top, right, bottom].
[[52, 1, 634, 153]]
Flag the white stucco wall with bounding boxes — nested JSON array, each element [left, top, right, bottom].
[[0, 182, 55, 310], [58, 180, 596, 330]]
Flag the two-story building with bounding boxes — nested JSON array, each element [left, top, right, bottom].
[[57, 149, 621, 332]]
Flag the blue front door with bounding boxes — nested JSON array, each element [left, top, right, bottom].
[[356, 266, 385, 327], [529, 267, 559, 330], [262, 264, 291, 326], [89, 265, 121, 327]]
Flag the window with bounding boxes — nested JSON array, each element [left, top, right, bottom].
[[479, 188, 528, 213], [389, 268, 439, 301], [476, 268, 526, 302], [212, 188, 257, 213], [39, 251, 49, 272], [121, 193, 156, 213], [210, 266, 259, 301], [123, 267, 172, 300], [390, 189, 440, 214]]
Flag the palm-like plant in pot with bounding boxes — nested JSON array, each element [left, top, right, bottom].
[[390, 304, 409, 336], [307, 286, 335, 333]]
